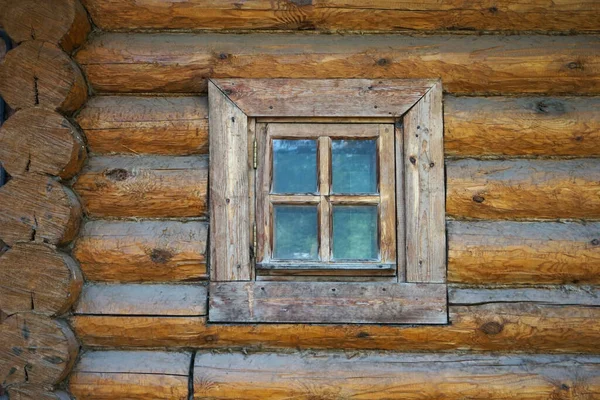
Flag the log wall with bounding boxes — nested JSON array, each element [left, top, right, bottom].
[[1, 1, 600, 399]]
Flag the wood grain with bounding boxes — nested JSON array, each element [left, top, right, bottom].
[[213, 78, 433, 117], [447, 159, 600, 220], [77, 96, 209, 155], [208, 82, 251, 281], [448, 221, 600, 285], [0, 0, 91, 53], [5, 387, 72, 400], [0, 313, 78, 386], [75, 33, 600, 95], [73, 156, 208, 218], [81, 0, 600, 33], [69, 351, 190, 400], [75, 284, 207, 316], [73, 220, 208, 283], [445, 96, 600, 158], [69, 95, 600, 157], [192, 353, 600, 399], [0, 174, 82, 246], [209, 282, 447, 324], [404, 82, 445, 283], [0, 41, 87, 113], [71, 302, 600, 353], [0, 107, 86, 179], [0, 243, 83, 316]]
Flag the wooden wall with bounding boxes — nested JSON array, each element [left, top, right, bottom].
[[1, 1, 600, 399]]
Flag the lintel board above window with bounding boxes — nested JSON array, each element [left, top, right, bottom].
[[209, 78, 447, 324]]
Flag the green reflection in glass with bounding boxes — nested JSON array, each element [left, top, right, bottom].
[[332, 139, 377, 194], [272, 139, 317, 194], [274, 205, 319, 260], [333, 206, 378, 260]]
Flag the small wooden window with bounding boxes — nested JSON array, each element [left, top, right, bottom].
[[209, 79, 447, 324]]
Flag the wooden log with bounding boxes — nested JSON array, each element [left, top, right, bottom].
[[73, 220, 208, 283], [70, 304, 600, 353], [445, 96, 600, 158], [5, 387, 71, 400], [81, 0, 600, 33], [76, 96, 209, 155], [0, 174, 82, 246], [76, 95, 600, 157], [447, 159, 600, 220], [448, 221, 600, 285], [69, 351, 191, 400], [448, 286, 600, 306], [0, 0, 91, 53], [0, 41, 87, 113], [0, 108, 87, 179], [75, 33, 600, 95], [0, 313, 79, 386], [74, 284, 207, 316], [73, 156, 208, 218], [0, 243, 83, 316], [193, 353, 600, 400]]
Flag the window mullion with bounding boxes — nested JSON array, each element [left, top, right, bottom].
[[318, 137, 331, 262]]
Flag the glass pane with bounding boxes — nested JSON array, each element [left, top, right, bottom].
[[272, 139, 317, 194], [333, 206, 378, 260], [332, 139, 377, 194], [274, 205, 318, 260]]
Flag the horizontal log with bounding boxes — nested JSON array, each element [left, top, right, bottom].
[[0, 0, 91, 53], [0, 41, 87, 113], [69, 351, 190, 400], [448, 286, 600, 306], [0, 313, 79, 386], [81, 0, 600, 33], [0, 107, 87, 179], [75, 284, 207, 316], [448, 221, 600, 284], [445, 96, 600, 157], [78, 95, 600, 157], [73, 156, 208, 218], [70, 302, 600, 353], [75, 33, 600, 95], [76, 96, 209, 155], [0, 174, 82, 246], [193, 353, 600, 399], [0, 243, 83, 316], [75, 157, 600, 220], [447, 159, 600, 220], [73, 220, 208, 282]]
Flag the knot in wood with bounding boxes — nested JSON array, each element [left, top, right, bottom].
[[480, 321, 503, 335], [409, 156, 417, 165], [105, 168, 130, 181], [150, 248, 173, 264], [591, 239, 600, 246], [377, 58, 389, 66], [567, 61, 584, 70], [472, 195, 485, 203], [488, 6, 499, 14]]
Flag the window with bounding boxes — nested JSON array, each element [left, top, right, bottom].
[[209, 79, 447, 324]]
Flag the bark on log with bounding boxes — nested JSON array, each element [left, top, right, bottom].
[[76, 96, 209, 155], [0, 108, 86, 179], [0, 174, 82, 246], [0, 0, 91, 53], [70, 303, 600, 353], [0, 41, 87, 113], [5, 387, 71, 400], [445, 96, 600, 158], [75, 33, 600, 95], [194, 353, 600, 399], [0, 243, 83, 316], [74, 284, 207, 316], [81, 0, 600, 33], [0, 313, 79, 386], [77, 95, 600, 157], [73, 156, 208, 218], [69, 351, 191, 400], [447, 159, 600, 220], [73, 220, 208, 282], [448, 221, 600, 285]]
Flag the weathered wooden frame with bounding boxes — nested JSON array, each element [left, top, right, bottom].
[[209, 79, 446, 324]]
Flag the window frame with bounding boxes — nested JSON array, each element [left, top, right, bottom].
[[208, 79, 447, 324]]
